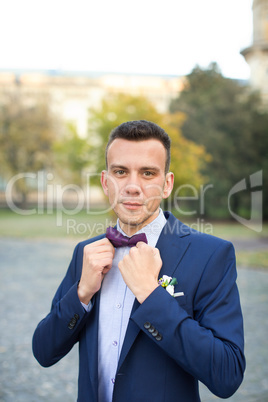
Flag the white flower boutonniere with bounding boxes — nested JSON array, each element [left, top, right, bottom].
[[158, 275, 178, 296]]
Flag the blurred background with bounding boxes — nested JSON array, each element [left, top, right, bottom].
[[0, 0, 267, 401]]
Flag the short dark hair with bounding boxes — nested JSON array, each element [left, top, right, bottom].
[[105, 120, 171, 174]]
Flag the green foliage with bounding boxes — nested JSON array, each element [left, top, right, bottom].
[[53, 122, 92, 185], [0, 91, 57, 203], [87, 93, 210, 193], [170, 63, 268, 219]]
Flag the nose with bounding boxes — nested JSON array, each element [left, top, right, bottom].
[[123, 173, 142, 197], [125, 184, 141, 196]]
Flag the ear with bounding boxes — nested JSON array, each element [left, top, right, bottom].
[[163, 172, 174, 199], [101, 170, 108, 196]]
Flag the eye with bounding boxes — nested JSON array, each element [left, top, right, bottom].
[[114, 169, 126, 176], [143, 171, 154, 177]]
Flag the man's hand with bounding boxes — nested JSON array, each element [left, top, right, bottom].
[[118, 242, 162, 304], [78, 238, 115, 305]]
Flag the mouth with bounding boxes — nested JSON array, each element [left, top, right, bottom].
[[121, 201, 144, 210]]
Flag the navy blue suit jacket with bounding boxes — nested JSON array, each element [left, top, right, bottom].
[[33, 212, 245, 401]]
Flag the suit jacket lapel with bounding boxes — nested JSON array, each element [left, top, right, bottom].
[[157, 212, 191, 279], [117, 212, 191, 372]]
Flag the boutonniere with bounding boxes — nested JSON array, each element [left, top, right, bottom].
[[158, 275, 178, 296], [158, 275, 185, 297]]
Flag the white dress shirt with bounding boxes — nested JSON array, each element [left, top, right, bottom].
[[98, 209, 167, 402]]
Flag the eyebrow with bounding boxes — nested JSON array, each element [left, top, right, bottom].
[[109, 164, 128, 170], [109, 164, 161, 172], [140, 166, 161, 173]]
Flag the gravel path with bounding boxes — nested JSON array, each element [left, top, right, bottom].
[[0, 238, 267, 401]]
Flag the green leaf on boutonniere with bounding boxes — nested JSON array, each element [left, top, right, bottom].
[[169, 277, 178, 287]]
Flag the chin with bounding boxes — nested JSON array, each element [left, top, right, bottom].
[[115, 204, 158, 227], [118, 215, 142, 227]]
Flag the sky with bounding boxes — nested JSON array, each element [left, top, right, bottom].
[[0, 0, 253, 79]]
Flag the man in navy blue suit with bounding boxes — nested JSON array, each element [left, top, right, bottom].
[[33, 120, 245, 401]]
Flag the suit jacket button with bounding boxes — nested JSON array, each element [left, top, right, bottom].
[[74, 314, 79, 320], [148, 325, 155, 333], [155, 334, 162, 341], [152, 329, 159, 337], [144, 322, 151, 330], [68, 315, 78, 329]]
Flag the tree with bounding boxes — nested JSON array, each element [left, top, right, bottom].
[[0, 91, 57, 205], [170, 63, 268, 219], [53, 122, 92, 186], [87, 93, 210, 207]]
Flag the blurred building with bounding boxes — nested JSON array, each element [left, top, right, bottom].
[[241, 0, 268, 104], [0, 70, 183, 137]]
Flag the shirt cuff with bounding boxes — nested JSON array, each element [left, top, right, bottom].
[[81, 300, 93, 313]]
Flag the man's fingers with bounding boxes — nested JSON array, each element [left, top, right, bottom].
[[92, 237, 112, 246], [135, 241, 148, 248], [97, 238, 115, 249], [135, 242, 160, 257], [84, 242, 115, 257], [90, 250, 114, 260], [86, 237, 114, 250], [152, 247, 160, 257]]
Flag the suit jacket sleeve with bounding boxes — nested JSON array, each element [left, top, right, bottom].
[[32, 242, 92, 367], [131, 240, 245, 399]]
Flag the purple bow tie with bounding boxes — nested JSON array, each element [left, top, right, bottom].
[[106, 227, 148, 248]]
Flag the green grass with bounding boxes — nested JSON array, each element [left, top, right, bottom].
[[0, 209, 267, 268], [208, 222, 268, 239], [0, 208, 117, 239], [236, 249, 268, 269], [182, 218, 268, 240]]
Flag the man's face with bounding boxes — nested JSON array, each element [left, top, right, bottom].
[[101, 138, 174, 236]]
